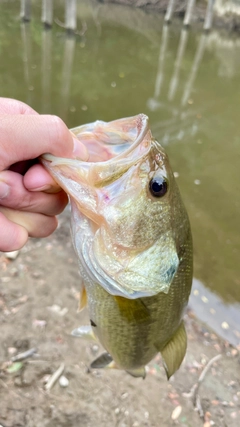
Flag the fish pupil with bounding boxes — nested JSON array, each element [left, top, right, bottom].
[[149, 177, 168, 197]]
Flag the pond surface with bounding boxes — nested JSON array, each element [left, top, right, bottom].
[[0, 0, 239, 345]]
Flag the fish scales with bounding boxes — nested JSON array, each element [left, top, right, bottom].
[[86, 237, 192, 371], [41, 114, 193, 379]]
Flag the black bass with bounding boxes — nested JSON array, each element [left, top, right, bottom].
[[42, 114, 193, 379]]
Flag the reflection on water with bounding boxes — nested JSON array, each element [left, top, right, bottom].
[[0, 1, 239, 344], [60, 35, 76, 121], [41, 28, 52, 112]]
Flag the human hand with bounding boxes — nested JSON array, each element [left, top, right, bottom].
[[0, 98, 88, 252]]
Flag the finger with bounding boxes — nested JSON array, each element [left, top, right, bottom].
[[0, 114, 88, 170], [0, 212, 28, 252], [0, 207, 58, 239], [0, 170, 68, 215], [0, 98, 38, 115], [23, 163, 62, 193]]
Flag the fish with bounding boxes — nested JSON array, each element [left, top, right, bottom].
[[41, 114, 193, 379]]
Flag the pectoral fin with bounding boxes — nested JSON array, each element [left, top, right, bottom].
[[114, 296, 151, 323], [160, 321, 187, 379], [78, 285, 87, 312]]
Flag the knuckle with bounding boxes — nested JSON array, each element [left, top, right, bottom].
[[53, 192, 68, 214], [16, 193, 32, 211], [0, 212, 28, 251], [49, 116, 68, 143], [30, 215, 57, 238]]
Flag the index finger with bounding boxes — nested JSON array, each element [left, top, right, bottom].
[[0, 97, 38, 115]]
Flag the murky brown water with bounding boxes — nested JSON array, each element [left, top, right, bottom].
[[0, 0, 239, 345]]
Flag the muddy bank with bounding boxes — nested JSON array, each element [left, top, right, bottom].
[[96, 0, 240, 32], [0, 210, 240, 427]]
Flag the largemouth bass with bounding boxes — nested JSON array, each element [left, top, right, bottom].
[[42, 114, 193, 379]]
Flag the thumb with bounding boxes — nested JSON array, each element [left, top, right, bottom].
[[0, 114, 88, 170]]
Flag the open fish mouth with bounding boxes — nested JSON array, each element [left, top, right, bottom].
[[41, 114, 179, 299], [41, 114, 152, 226], [70, 114, 150, 163], [43, 114, 150, 167]]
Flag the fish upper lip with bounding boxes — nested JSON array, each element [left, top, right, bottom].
[[41, 114, 150, 168]]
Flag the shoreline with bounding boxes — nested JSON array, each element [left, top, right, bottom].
[[96, 0, 240, 32]]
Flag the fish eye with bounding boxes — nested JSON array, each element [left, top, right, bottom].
[[149, 176, 168, 197]]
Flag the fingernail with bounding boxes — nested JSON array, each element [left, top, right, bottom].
[[0, 181, 9, 199], [71, 135, 89, 161], [30, 184, 52, 192], [30, 184, 61, 193]]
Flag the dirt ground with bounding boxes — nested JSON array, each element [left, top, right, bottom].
[[0, 209, 240, 427]]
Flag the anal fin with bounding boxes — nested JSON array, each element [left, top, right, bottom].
[[160, 321, 187, 379]]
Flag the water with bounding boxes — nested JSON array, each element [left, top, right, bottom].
[[0, 1, 239, 345]]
